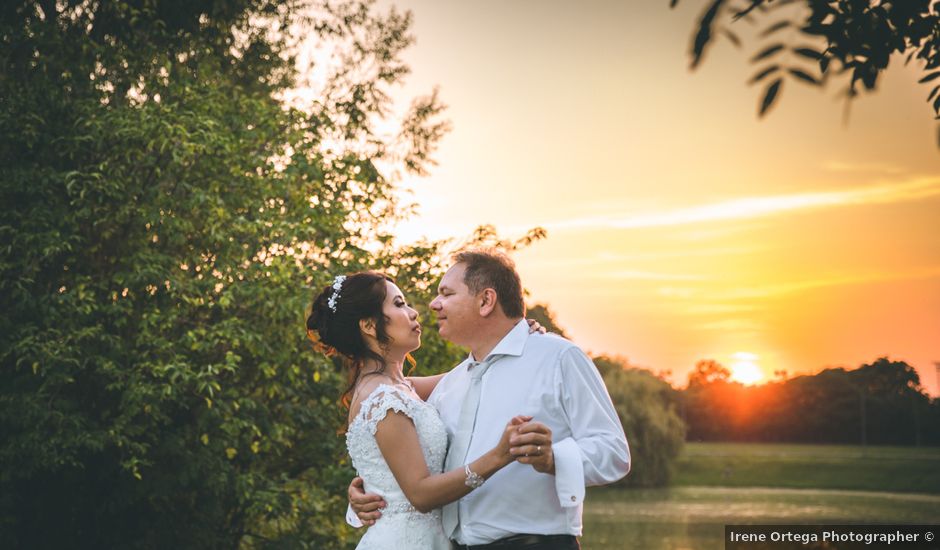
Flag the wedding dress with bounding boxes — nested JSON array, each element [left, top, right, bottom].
[[346, 384, 452, 550]]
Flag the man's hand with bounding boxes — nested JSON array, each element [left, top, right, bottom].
[[509, 421, 555, 475], [349, 476, 386, 526]]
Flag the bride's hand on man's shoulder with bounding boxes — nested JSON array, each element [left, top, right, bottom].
[[526, 319, 547, 334]]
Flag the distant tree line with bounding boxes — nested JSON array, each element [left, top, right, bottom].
[[681, 357, 940, 445]]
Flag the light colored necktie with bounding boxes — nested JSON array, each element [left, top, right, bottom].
[[442, 358, 493, 538]]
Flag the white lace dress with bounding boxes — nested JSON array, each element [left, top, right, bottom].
[[346, 384, 452, 550]]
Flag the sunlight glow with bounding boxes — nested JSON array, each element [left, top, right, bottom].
[[730, 352, 765, 385]]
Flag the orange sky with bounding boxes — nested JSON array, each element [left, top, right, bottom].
[[366, 0, 940, 395]]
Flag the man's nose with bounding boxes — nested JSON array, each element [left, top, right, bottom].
[[430, 297, 441, 310]]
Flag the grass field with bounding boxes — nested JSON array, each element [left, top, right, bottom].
[[581, 443, 940, 550], [673, 443, 940, 493]]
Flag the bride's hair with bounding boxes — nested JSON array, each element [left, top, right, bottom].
[[307, 271, 395, 407]]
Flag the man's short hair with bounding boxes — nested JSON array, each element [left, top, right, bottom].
[[452, 248, 525, 318]]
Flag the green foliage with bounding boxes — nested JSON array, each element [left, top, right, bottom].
[[675, 0, 940, 143], [0, 0, 450, 547], [526, 303, 570, 339], [593, 356, 687, 488]]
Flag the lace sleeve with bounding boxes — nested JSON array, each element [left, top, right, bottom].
[[359, 385, 418, 436]]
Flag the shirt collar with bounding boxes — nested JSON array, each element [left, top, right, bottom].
[[468, 319, 530, 364]]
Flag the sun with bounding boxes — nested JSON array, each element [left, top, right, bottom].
[[729, 352, 765, 385]]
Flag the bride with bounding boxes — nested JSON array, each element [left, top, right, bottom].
[[306, 271, 532, 549]]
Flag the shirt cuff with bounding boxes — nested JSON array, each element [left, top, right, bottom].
[[553, 437, 585, 508], [346, 503, 364, 528]]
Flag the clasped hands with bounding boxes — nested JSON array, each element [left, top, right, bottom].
[[348, 418, 555, 525], [507, 417, 554, 474]]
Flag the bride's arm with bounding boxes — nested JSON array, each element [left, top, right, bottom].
[[374, 412, 527, 513], [407, 373, 446, 401]]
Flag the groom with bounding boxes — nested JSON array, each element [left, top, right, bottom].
[[349, 249, 630, 549]]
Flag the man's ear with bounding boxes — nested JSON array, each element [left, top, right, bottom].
[[359, 317, 377, 338], [478, 288, 498, 317]]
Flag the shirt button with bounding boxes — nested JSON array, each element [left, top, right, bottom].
[[570, 496, 577, 502]]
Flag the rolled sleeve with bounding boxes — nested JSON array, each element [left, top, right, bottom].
[[552, 437, 586, 507]]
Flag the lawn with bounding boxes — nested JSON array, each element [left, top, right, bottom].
[[673, 442, 940, 493]]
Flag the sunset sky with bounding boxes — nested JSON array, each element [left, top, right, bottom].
[[366, 0, 940, 394]]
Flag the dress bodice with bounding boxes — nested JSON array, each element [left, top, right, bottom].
[[345, 384, 451, 549]]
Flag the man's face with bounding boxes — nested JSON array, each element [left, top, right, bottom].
[[429, 263, 478, 345]]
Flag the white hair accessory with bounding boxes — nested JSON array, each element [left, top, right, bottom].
[[327, 275, 346, 312]]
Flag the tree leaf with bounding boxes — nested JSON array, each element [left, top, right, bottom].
[[760, 20, 790, 37], [733, 0, 765, 20], [928, 85, 940, 103], [759, 78, 783, 117], [691, 0, 726, 69], [749, 65, 780, 84], [788, 68, 819, 85], [794, 47, 822, 60], [751, 44, 784, 63], [919, 71, 940, 84], [723, 29, 742, 48]]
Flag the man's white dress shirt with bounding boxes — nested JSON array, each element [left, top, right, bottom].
[[345, 319, 630, 543], [428, 320, 630, 545]]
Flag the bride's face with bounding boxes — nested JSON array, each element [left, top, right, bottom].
[[379, 280, 421, 354]]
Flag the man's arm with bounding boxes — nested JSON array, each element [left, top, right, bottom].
[[515, 346, 630, 507], [560, 346, 630, 479], [348, 476, 386, 527]]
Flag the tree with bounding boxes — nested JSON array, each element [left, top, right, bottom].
[[0, 0, 451, 547], [674, 0, 940, 144], [687, 358, 732, 386], [526, 303, 570, 338]]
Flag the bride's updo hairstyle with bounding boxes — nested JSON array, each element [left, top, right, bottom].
[[306, 271, 395, 407]]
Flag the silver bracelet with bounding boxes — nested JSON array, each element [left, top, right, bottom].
[[464, 464, 485, 489]]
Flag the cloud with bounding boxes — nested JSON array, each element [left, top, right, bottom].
[[678, 303, 761, 315], [519, 246, 764, 269], [604, 270, 707, 281], [823, 161, 906, 175], [710, 266, 940, 300], [695, 319, 763, 332], [538, 176, 940, 232]]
